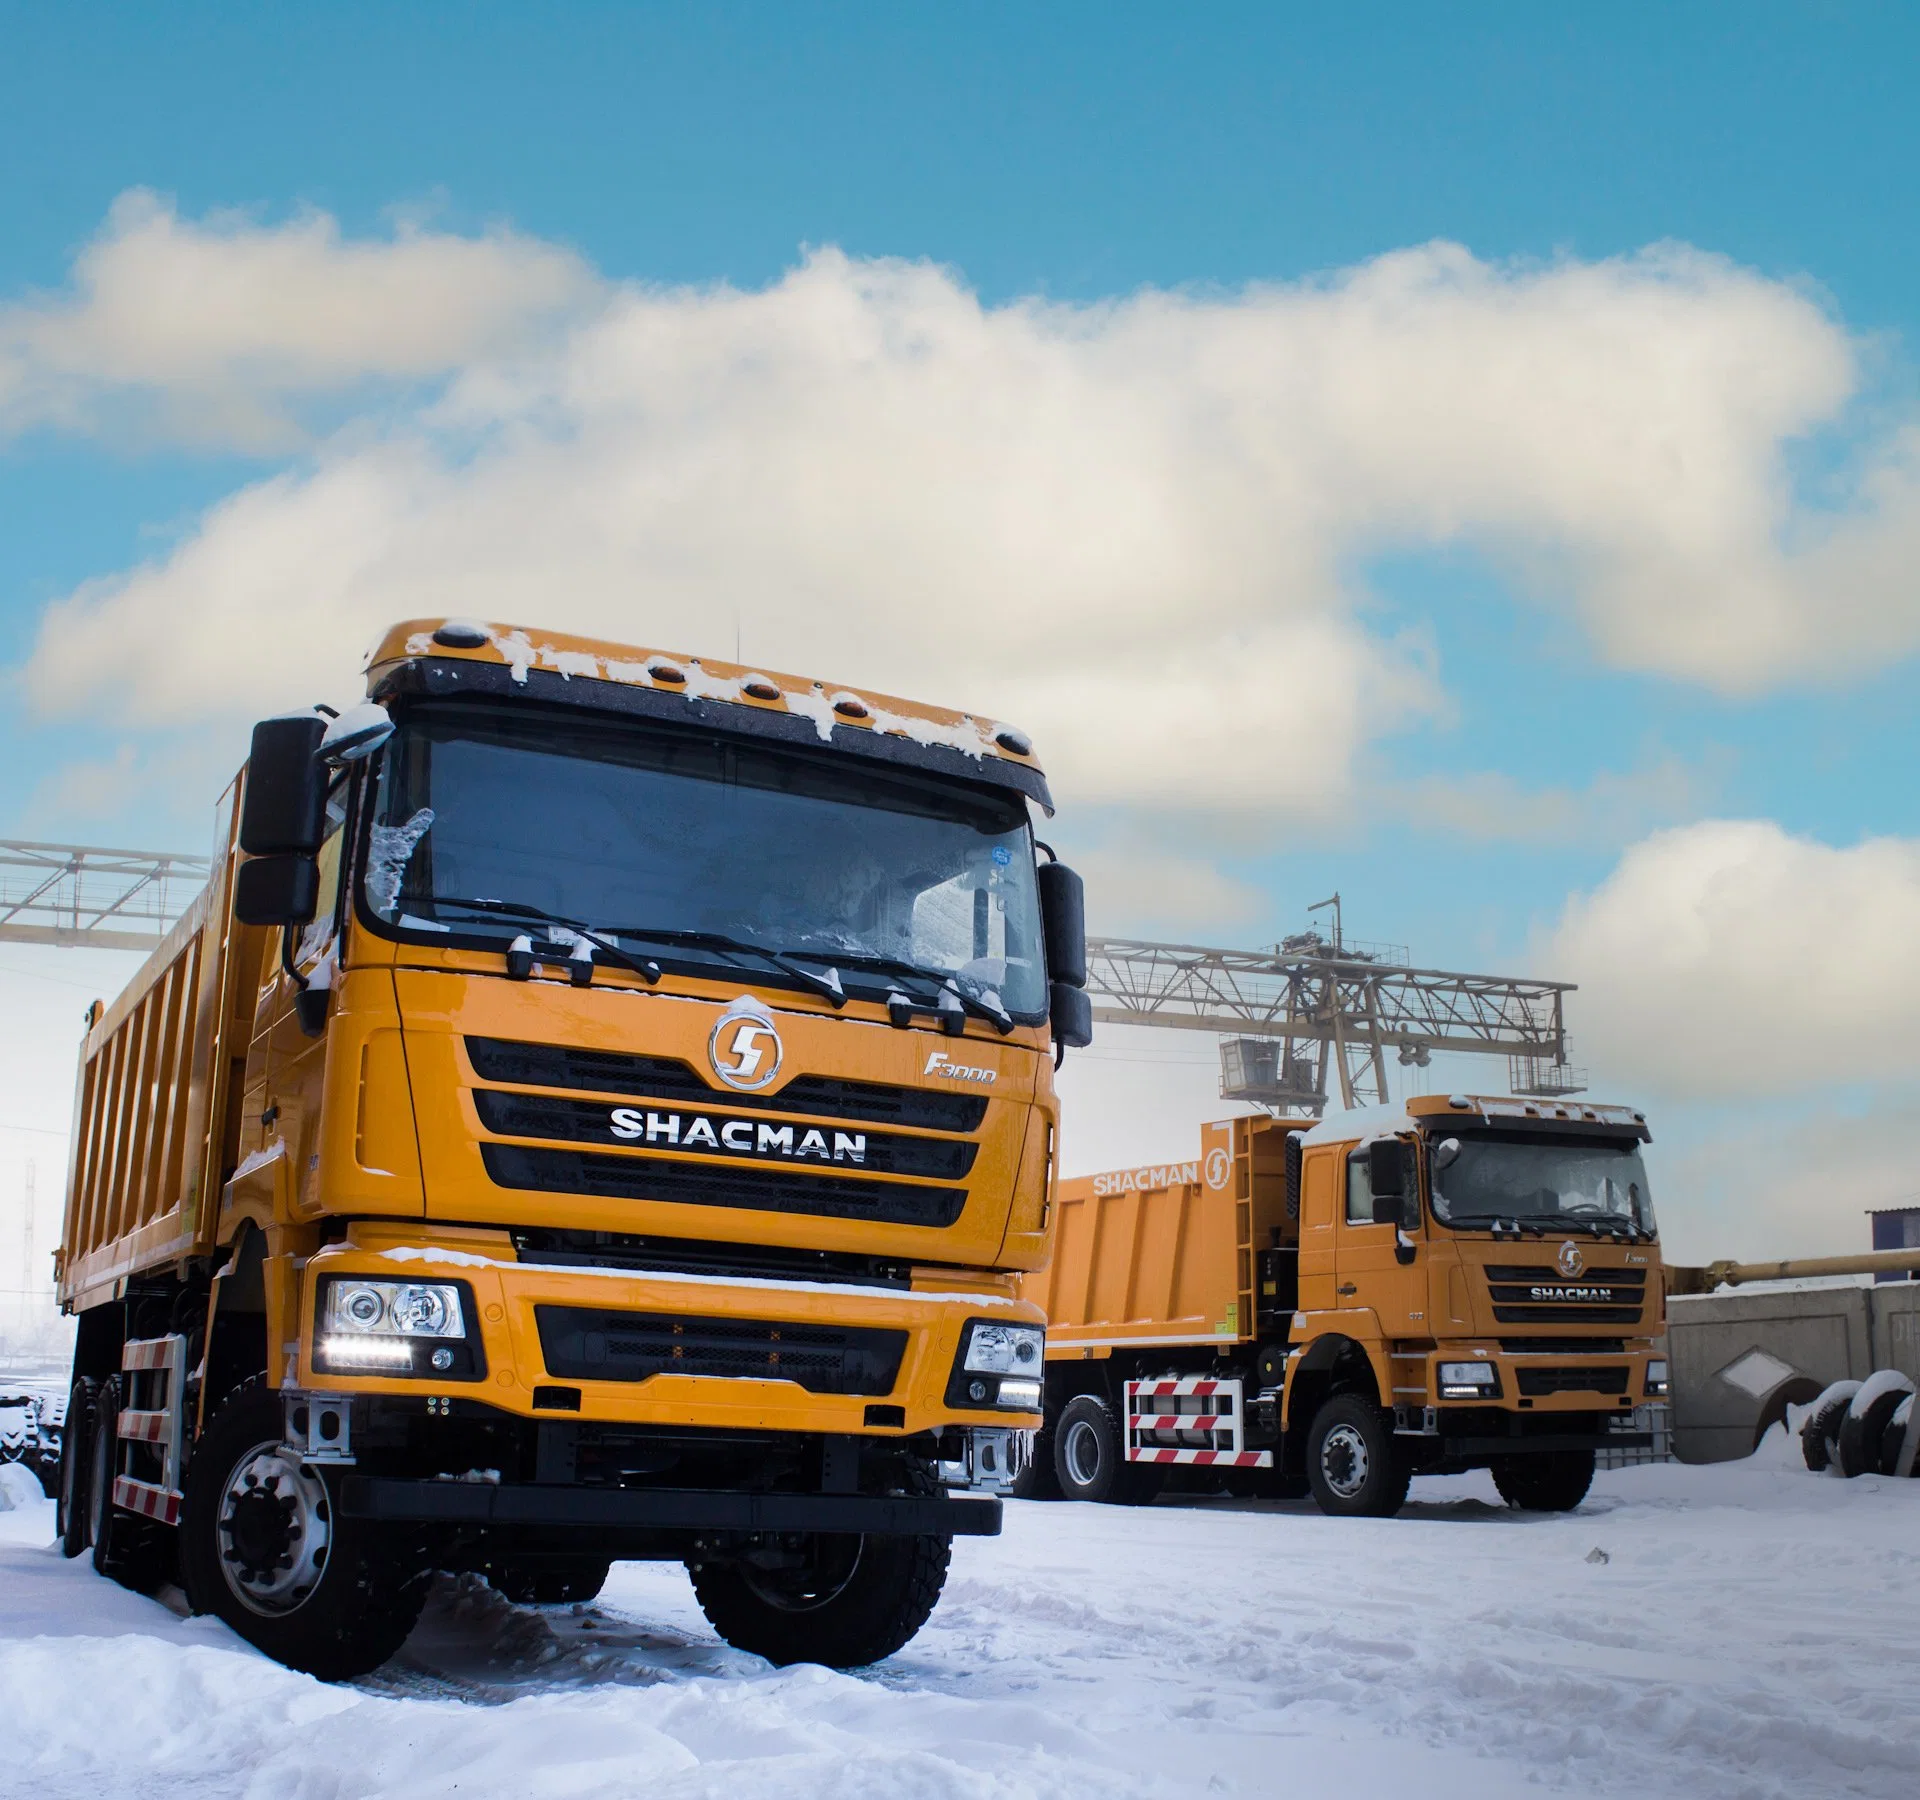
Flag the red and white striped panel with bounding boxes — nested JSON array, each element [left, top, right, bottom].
[[1132, 1447, 1273, 1468], [116, 1409, 172, 1444], [1130, 1378, 1228, 1401], [121, 1339, 178, 1373], [1129, 1413, 1233, 1431], [112, 1475, 181, 1526]]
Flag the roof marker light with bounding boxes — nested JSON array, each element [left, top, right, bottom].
[[432, 620, 489, 648], [648, 661, 686, 684]]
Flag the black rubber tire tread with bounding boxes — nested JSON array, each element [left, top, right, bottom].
[[57, 1375, 97, 1558], [1491, 1450, 1597, 1513], [490, 1560, 612, 1605], [1305, 1394, 1411, 1518], [1801, 1388, 1857, 1472], [1877, 1401, 1916, 1477], [686, 1463, 951, 1668], [1052, 1395, 1163, 1506], [180, 1379, 429, 1681], [1839, 1382, 1913, 1479]]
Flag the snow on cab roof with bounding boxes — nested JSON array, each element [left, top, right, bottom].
[[1302, 1094, 1647, 1145], [364, 617, 1044, 774]]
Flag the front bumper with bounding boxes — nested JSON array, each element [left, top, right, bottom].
[[296, 1230, 1043, 1438], [1419, 1341, 1665, 1413], [341, 1475, 1002, 1537]]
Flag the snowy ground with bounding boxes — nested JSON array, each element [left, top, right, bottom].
[[0, 1433, 1912, 1800]]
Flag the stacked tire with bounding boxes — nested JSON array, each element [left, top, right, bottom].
[[1802, 1371, 1918, 1477]]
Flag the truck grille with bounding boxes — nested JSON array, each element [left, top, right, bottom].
[[1484, 1264, 1647, 1326], [512, 1228, 913, 1289], [1515, 1366, 1631, 1397], [483, 1143, 966, 1227], [473, 1089, 977, 1179], [536, 1304, 908, 1396], [467, 1037, 987, 1133]]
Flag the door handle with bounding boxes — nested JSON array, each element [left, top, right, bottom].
[[1337, 1283, 1357, 1297]]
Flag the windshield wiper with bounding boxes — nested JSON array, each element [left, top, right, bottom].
[[594, 924, 848, 1008], [412, 896, 665, 987], [788, 949, 1014, 1033]]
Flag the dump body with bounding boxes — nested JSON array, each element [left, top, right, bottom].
[[54, 619, 1071, 1675], [1026, 1098, 1670, 1514]]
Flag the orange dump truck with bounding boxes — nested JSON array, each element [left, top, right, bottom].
[[1023, 1096, 1668, 1515], [53, 618, 1093, 1677]]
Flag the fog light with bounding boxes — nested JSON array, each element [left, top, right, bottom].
[[968, 1378, 990, 1402], [318, 1335, 415, 1369], [1645, 1358, 1669, 1397], [431, 1347, 454, 1371], [997, 1377, 1043, 1410]]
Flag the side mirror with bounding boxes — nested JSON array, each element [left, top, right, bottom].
[[234, 854, 320, 927], [1433, 1136, 1461, 1172], [1049, 980, 1093, 1050], [240, 715, 327, 856], [1038, 860, 1087, 989], [321, 700, 394, 765], [1368, 1137, 1412, 1226]]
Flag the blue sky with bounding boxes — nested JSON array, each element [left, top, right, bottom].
[[4, 4, 1920, 1256]]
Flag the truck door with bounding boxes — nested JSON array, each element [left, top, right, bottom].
[[1334, 1142, 1429, 1335]]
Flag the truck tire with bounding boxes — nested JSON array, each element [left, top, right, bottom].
[[1053, 1395, 1164, 1505], [1877, 1395, 1916, 1476], [685, 1465, 951, 1668], [1305, 1395, 1410, 1518], [1840, 1380, 1913, 1479], [57, 1376, 97, 1558], [1491, 1450, 1595, 1513], [180, 1380, 429, 1681], [1800, 1383, 1859, 1472], [489, 1560, 611, 1605], [87, 1378, 175, 1594]]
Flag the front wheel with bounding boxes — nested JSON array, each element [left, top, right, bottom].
[[1305, 1395, 1410, 1518], [686, 1468, 950, 1668], [1491, 1449, 1596, 1512], [180, 1381, 428, 1681]]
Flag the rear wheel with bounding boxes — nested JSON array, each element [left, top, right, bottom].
[[1053, 1395, 1163, 1505], [686, 1465, 950, 1668], [180, 1381, 428, 1681], [1305, 1395, 1410, 1518], [57, 1376, 96, 1558], [1491, 1450, 1596, 1513]]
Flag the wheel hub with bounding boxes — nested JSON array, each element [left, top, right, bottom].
[[1320, 1423, 1371, 1498], [1064, 1419, 1102, 1487], [738, 1533, 864, 1613], [216, 1445, 331, 1616]]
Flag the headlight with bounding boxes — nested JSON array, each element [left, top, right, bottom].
[[964, 1323, 1045, 1376], [326, 1280, 465, 1338], [948, 1320, 1046, 1411], [314, 1276, 484, 1381], [1645, 1358, 1670, 1397], [1438, 1360, 1500, 1399]]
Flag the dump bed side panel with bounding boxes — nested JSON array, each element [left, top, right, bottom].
[[57, 786, 250, 1307], [1031, 1142, 1241, 1348]]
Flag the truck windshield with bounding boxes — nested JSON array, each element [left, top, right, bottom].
[[1428, 1131, 1656, 1235], [360, 701, 1048, 1017]]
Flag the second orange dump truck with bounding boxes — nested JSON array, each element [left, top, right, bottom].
[[1023, 1096, 1669, 1516]]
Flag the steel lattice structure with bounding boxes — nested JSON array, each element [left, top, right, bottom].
[[1084, 934, 1584, 1115], [0, 841, 212, 952]]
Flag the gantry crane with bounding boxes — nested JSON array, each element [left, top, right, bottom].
[[1084, 894, 1584, 1117]]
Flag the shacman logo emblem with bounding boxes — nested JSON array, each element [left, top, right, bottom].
[[709, 996, 783, 1092], [1557, 1239, 1585, 1277], [1205, 1147, 1231, 1190]]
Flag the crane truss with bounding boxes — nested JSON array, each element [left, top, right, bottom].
[[0, 841, 212, 952], [1084, 935, 1584, 1115]]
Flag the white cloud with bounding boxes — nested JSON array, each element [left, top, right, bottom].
[[14, 205, 1920, 826], [1549, 819, 1920, 1100], [1392, 752, 1719, 848], [0, 191, 596, 448]]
